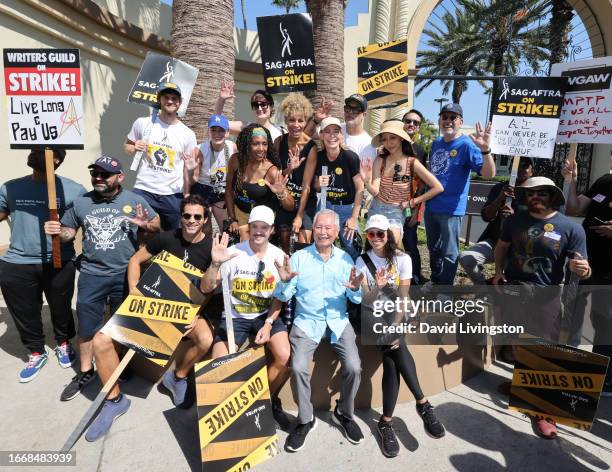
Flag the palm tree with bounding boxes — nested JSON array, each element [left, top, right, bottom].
[[547, 0, 574, 70], [240, 0, 247, 30], [171, 0, 235, 139], [272, 0, 302, 14], [304, 0, 346, 116]]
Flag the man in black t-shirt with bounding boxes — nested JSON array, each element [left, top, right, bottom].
[[564, 161, 612, 396]]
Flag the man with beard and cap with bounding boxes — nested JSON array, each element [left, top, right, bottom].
[[492, 176, 591, 439], [0, 149, 86, 383], [44, 156, 160, 417]]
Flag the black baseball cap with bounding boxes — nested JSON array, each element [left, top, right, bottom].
[[157, 82, 182, 98], [439, 103, 463, 117], [345, 94, 368, 112], [88, 155, 123, 174]]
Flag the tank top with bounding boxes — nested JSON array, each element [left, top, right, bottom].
[[279, 135, 317, 210], [234, 165, 277, 213], [377, 156, 414, 205]]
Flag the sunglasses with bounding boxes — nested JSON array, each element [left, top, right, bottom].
[[344, 105, 363, 114], [440, 114, 461, 121], [89, 170, 113, 179], [255, 260, 265, 283], [251, 101, 269, 110], [367, 230, 386, 239], [525, 190, 550, 198], [181, 213, 204, 221], [403, 119, 421, 126]]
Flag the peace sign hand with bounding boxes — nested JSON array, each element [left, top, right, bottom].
[[470, 121, 492, 152], [344, 266, 364, 291], [274, 255, 298, 282], [126, 203, 150, 229], [374, 267, 388, 288], [314, 97, 333, 123]]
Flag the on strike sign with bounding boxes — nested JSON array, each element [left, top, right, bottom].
[[3, 48, 84, 149]]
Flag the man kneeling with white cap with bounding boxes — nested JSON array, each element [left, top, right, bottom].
[[201, 205, 291, 429]]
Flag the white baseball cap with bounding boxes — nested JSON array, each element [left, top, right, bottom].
[[248, 205, 275, 225], [365, 214, 390, 231], [320, 116, 342, 132]]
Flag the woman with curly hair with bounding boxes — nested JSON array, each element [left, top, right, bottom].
[[273, 93, 317, 253], [225, 124, 294, 241]]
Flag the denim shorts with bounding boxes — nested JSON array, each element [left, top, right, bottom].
[[190, 182, 225, 206], [213, 313, 287, 347], [368, 199, 406, 234], [76, 272, 127, 337]]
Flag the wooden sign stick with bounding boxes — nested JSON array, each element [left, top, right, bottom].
[[45, 147, 62, 269], [505, 155, 521, 206], [221, 263, 236, 354], [61, 349, 135, 452], [561, 142, 578, 213]]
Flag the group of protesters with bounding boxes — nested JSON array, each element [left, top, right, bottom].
[[0, 78, 610, 454]]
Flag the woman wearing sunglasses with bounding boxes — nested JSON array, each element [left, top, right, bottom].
[[215, 79, 283, 142], [356, 214, 445, 458], [273, 93, 317, 253], [360, 120, 443, 244], [225, 124, 294, 241]]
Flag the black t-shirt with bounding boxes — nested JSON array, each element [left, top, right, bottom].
[[500, 211, 587, 286], [478, 182, 527, 243], [279, 136, 317, 210], [583, 174, 612, 276], [314, 148, 360, 205], [146, 229, 213, 272]]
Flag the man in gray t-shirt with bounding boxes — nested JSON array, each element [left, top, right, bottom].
[[45, 156, 160, 405]]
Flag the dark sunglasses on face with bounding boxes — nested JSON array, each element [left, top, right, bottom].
[[251, 101, 269, 110], [89, 170, 113, 179], [525, 190, 550, 198], [367, 230, 386, 239], [440, 114, 460, 121], [181, 213, 204, 221], [403, 119, 421, 126], [255, 260, 265, 283]]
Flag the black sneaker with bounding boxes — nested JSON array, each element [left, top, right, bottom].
[[417, 401, 445, 438], [60, 369, 96, 401], [377, 418, 400, 457], [285, 417, 317, 452], [271, 396, 291, 431], [332, 404, 364, 444]]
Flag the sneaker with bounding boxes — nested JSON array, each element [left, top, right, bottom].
[[534, 417, 557, 439], [417, 401, 445, 438], [332, 404, 364, 444], [271, 396, 291, 431], [54, 342, 76, 368], [285, 417, 317, 452], [60, 369, 96, 401], [19, 352, 48, 383], [85, 395, 131, 442], [162, 370, 187, 406], [377, 419, 400, 458]]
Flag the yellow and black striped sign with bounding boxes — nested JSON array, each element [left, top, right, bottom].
[[195, 347, 279, 471], [357, 38, 410, 109], [509, 340, 609, 430], [101, 251, 205, 367]]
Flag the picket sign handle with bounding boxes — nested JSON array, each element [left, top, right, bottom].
[[61, 349, 136, 452], [320, 165, 328, 210], [221, 262, 236, 354], [561, 142, 578, 214], [505, 155, 521, 207], [130, 108, 158, 171], [45, 148, 62, 269]]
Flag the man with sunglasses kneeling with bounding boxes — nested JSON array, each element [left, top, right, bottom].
[[201, 205, 291, 430], [44, 156, 160, 440]]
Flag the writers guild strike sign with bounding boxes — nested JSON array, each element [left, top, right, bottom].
[[102, 251, 205, 367], [195, 347, 279, 471], [550, 56, 612, 143], [357, 39, 409, 109], [3, 48, 84, 149], [128, 52, 199, 117], [491, 77, 567, 159], [257, 13, 316, 94], [510, 340, 609, 431]]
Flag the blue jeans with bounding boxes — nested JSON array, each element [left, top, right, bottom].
[[322, 202, 360, 260], [425, 210, 462, 286]]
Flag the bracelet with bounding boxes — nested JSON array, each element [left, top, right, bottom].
[[276, 191, 287, 200], [482, 149, 492, 155]]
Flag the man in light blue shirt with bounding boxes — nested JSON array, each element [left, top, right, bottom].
[[273, 209, 364, 452]]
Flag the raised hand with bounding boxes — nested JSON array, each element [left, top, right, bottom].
[[359, 157, 373, 184], [266, 171, 290, 195], [343, 216, 358, 241], [344, 266, 364, 290], [374, 267, 388, 288], [211, 232, 238, 265], [314, 96, 333, 123], [219, 79, 235, 101], [126, 203, 150, 229], [183, 148, 199, 172], [470, 121, 492, 151], [287, 146, 306, 172], [274, 254, 298, 282], [561, 159, 578, 181]]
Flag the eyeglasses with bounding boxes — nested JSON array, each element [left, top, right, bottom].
[[525, 190, 550, 198], [403, 119, 421, 126], [251, 101, 269, 110], [440, 114, 461, 122], [255, 260, 265, 283], [89, 170, 113, 179], [181, 213, 204, 221], [344, 105, 363, 114], [367, 230, 386, 239]]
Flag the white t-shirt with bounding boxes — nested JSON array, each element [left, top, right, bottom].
[[341, 124, 377, 162], [196, 139, 237, 191], [128, 116, 197, 195], [356, 249, 412, 288], [226, 241, 286, 320]]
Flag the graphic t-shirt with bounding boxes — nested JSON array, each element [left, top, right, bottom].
[[341, 124, 376, 162], [356, 250, 412, 288], [196, 139, 236, 192], [278, 135, 316, 210], [583, 174, 612, 277], [61, 189, 157, 276], [226, 241, 285, 320], [500, 211, 587, 286], [128, 116, 197, 195], [0, 176, 86, 264], [146, 229, 213, 273], [314, 148, 360, 205], [427, 134, 483, 215]]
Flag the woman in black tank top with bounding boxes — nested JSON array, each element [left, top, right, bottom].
[[225, 124, 294, 241], [273, 93, 317, 253]]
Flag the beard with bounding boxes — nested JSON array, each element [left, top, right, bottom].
[[527, 199, 549, 213]]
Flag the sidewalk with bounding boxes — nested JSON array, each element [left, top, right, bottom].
[[0, 303, 610, 472]]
